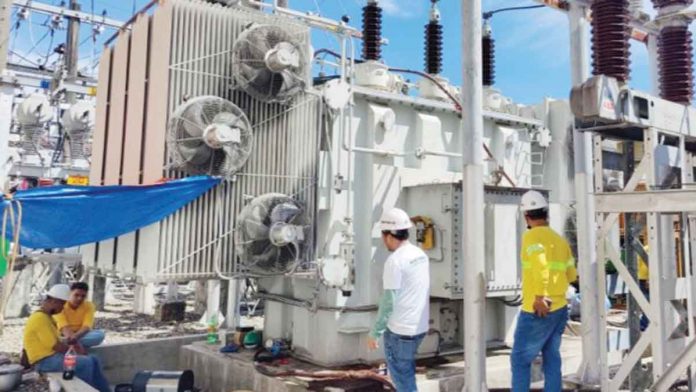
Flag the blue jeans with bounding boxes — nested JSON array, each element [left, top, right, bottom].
[[511, 307, 568, 392], [383, 329, 425, 392], [79, 330, 105, 348], [36, 352, 110, 392]]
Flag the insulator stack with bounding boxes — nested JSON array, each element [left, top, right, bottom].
[[362, 2, 383, 61], [651, 0, 692, 8], [483, 34, 495, 86], [657, 26, 694, 104], [425, 21, 443, 74], [651, 0, 694, 104], [591, 0, 631, 82]]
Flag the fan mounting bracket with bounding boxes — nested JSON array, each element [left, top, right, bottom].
[[203, 123, 241, 149]]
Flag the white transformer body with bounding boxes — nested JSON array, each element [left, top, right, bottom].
[[89, 0, 575, 366]]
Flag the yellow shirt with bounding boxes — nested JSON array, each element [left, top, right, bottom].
[[521, 226, 577, 313], [23, 311, 59, 364], [638, 245, 649, 281], [54, 301, 96, 333]]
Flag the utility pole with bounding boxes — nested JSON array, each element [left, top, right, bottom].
[[568, 3, 602, 386], [65, 0, 80, 103], [0, 0, 12, 74], [460, 0, 487, 391]]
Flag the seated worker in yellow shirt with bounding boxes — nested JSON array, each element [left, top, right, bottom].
[[53, 282, 105, 348], [23, 284, 110, 392]]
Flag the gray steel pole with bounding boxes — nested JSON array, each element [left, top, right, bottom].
[[568, 3, 602, 385], [460, 1, 487, 391], [0, 0, 12, 75], [65, 0, 80, 103]]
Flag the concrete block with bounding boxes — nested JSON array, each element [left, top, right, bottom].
[[88, 275, 106, 311], [133, 282, 156, 315], [154, 301, 186, 322], [92, 334, 207, 384], [179, 343, 301, 392]]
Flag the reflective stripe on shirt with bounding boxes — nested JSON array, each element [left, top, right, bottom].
[[522, 259, 574, 271], [526, 243, 545, 255]]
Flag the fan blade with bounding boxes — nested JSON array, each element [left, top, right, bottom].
[[178, 143, 212, 165], [178, 116, 206, 138], [242, 218, 269, 239], [270, 202, 301, 223]]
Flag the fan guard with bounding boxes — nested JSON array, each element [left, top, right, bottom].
[[167, 96, 253, 177], [232, 24, 308, 103], [235, 193, 309, 276]]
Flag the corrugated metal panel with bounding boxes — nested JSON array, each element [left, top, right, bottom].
[[94, 0, 320, 281], [116, 14, 150, 275], [97, 31, 131, 273], [136, 1, 173, 280], [83, 47, 113, 271]]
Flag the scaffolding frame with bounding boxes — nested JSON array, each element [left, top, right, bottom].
[[591, 121, 696, 391]]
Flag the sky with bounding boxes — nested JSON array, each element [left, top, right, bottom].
[[7, 0, 689, 105]]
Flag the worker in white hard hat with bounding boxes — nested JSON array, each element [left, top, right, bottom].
[[511, 190, 578, 392], [22, 284, 110, 392], [367, 207, 430, 392]]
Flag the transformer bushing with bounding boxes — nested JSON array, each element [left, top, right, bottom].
[[482, 23, 495, 86], [652, 0, 694, 104], [591, 0, 632, 82], [362, 1, 382, 61], [425, 20, 443, 75]]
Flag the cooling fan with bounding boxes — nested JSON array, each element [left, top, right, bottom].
[[235, 193, 309, 276], [232, 24, 308, 103], [167, 96, 253, 177], [16, 93, 53, 161], [62, 100, 95, 162]]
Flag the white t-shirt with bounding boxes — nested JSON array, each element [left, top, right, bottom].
[[383, 242, 430, 336]]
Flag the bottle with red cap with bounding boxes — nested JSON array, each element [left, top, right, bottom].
[[62, 346, 76, 380]]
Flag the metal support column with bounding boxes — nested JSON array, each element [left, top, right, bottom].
[[225, 278, 239, 329], [207, 279, 221, 323], [65, 0, 80, 103], [0, 0, 11, 74], [460, 0, 486, 391], [647, 33, 660, 96], [568, 2, 602, 385]]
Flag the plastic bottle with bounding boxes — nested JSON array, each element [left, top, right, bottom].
[[206, 314, 218, 344], [62, 346, 76, 380]]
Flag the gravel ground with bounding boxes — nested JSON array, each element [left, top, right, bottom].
[[0, 300, 209, 355]]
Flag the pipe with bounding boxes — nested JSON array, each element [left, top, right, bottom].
[[245, 0, 362, 39], [257, 291, 378, 313], [461, 1, 487, 391]]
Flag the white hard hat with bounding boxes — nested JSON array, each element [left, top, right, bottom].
[[520, 190, 548, 212], [46, 284, 71, 301], [379, 208, 413, 231]]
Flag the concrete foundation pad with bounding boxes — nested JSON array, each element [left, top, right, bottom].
[[93, 334, 208, 384], [180, 336, 587, 391]]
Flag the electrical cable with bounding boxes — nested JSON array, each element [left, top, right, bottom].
[[483, 4, 545, 20], [42, 29, 55, 66], [9, 50, 42, 67], [0, 198, 23, 334], [25, 29, 51, 58]]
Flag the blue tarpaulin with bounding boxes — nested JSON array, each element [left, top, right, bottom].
[[3, 176, 221, 249]]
